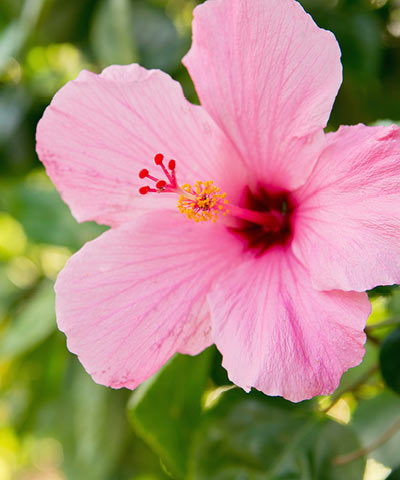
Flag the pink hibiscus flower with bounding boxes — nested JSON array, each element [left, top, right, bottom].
[[36, 0, 400, 402]]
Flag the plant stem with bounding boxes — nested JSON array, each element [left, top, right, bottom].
[[333, 417, 400, 465]]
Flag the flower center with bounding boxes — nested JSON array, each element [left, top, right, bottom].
[[230, 186, 295, 255], [138, 154, 291, 251]]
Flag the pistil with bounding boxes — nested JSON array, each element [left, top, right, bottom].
[[227, 205, 282, 231]]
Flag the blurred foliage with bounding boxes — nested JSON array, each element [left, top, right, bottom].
[[190, 390, 364, 480], [387, 467, 400, 480], [0, 0, 400, 479], [129, 350, 212, 478], [380, 328, 400, 394]]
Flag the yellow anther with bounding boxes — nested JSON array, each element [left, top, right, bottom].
[[177, 180, 228, 223]]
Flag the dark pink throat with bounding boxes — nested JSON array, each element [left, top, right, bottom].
[[230, 186, 295, 256]]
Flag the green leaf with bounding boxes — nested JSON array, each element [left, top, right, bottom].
[[388, 288, 400, 315], [380, 327, 400, 394], [352, 391, 400, 469], [0, 264, 20, 317], [0, 173, 106, 250], [191, 389, 365, 480], [63, 365, 129, 480], [128, 349, 213, 479], [131, 2, 182, 71], [0, 279, 56, 359], [0, 211, 27, 260], [387, 467, 400, 480], [0, 88, 30, 145], [90, 0, 138, 66]]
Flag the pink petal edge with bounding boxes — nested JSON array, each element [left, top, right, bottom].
[[293, 123, 400, 292], [209, 247, 370, 402]]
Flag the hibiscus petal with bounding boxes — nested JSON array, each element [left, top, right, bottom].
[[183, 0, 342, 190], [56, 210, 241, 389], [36, 64, 244, 227], [209, 248, 369, 402], [293, 124, 400, 292]]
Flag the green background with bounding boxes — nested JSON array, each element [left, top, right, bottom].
[[0, 0, 400, 479]]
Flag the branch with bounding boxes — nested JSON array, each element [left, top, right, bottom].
[[333, 416, 400, 465]]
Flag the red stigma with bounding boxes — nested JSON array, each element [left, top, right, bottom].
[[139, 168, 149, 179], [168, 159, 176, 170], [138, 153, 178, 194], [139, 186, 150, 195], [154, 153, 164, 165], [156, 180, 166, 189]]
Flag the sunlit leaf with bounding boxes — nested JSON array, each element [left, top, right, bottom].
[[0, 212, 26, 260], [25, 43, 88, 97]]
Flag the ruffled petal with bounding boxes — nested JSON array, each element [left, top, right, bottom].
[[209, 248, 369, 402], [183, 0, 342, 190], [36, 64, 244, 227], [293, 124, 400, 292], [55, 210, 241, 389]]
